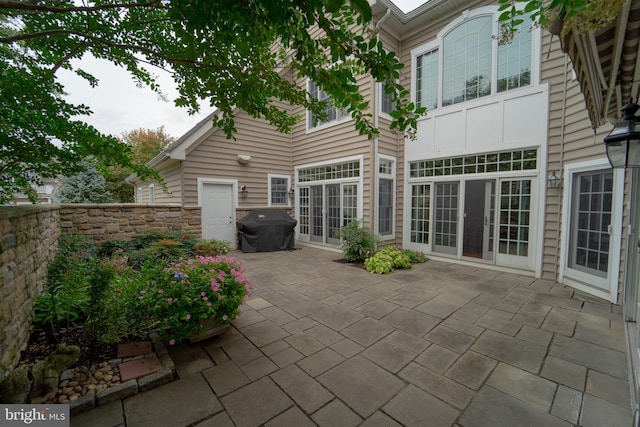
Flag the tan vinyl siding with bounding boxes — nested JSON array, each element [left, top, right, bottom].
[[153, 164, 183, 204], [181, 109, 292, 207], [541, 30, 627, 293]]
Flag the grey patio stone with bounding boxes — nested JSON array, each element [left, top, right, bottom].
[[232, 309, 267, 328], [341, 317, 395, 347], [330, 338, 364, 358], [551, 385, 582, 424], [425, 325, 476, 353], [285, 332, 325, 356], [195, 412, 235, 427], [278, 296, 326, 318], [257, 306, 296, 326], [476, 313, 523, 336], [398, 362, 474, 409], [442, 317, 485, 337], [239, 319, 290, 348], [472, 293, 523, 313], [414, 344, 459, 373], [339, 296, 367, 309], [310, 305, 365, 330], [446, 351, 497, 390], [320, 293, 350, 305], [459, 387, 572, 427], [311, 399, 363, 427], [305, 324, 344, 346], [580, 394, 633, 427], [270, 364, 334, 413], [534, 293, 583, 311], [487, 363, 557, 411], [125, 375, 222, 427], [298, 347, 345, 377], [471, 279, 517, 296], [221, 377, 293, 427], [541, 311, 577, 336], [299, 285, 337, 301], [451, 302, 490, 323], [281, 316, 319, 334], [202, 361, 251, 396], [360, 411, 402, 427], [169, 343, 214, 378], [549, 335, 628, 380], [512, 310, 545, 328], [260, 339, 289, 356], [71, 400, 122, 427], [415, 298, 459, 319], [472, 330, 546, 373], [356, 299, 400, 319], [382, 385, 459, 426], [519, 301, 552, 315], [239, 356, 278, 381], [516, 325, 553, 347], [361, 283, 399, 299], [385, 330, 431, 353], [381, 307, 441, 337], [540, 355, 587, 391], [269, 346, 305, 368], [386, 292, 423, 308], [575, 321, 626, 352], [264, 407, 316, 427], [586, 370, 631, 407], [222, 337, 263, 365], [318, 356, 405, 418], [246, 297, 272, 310], [361, 339, 417, 373], [396, 283, 441, 299]]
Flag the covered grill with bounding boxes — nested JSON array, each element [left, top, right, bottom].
[[236, 209, 297, 252]]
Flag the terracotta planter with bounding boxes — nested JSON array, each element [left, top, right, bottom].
[[188, 318, 230, 343]]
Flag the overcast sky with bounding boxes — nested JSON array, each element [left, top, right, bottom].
[[58, 0, 427, 140]]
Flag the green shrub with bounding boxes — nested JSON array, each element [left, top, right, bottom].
[[33, 236, 97, 333], [193, 239, 230, 257], [364, 246, 412, 274], [402, 250, 428, 264], [337, 220, 379, 263]]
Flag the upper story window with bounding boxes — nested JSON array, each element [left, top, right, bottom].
[[380, 81, 396, 116], [148, 184, 155, 203], [308, 80, 347, 130], [414, 8, 535, 110]]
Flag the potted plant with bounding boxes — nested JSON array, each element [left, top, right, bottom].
[[145, 255, 256, 344]]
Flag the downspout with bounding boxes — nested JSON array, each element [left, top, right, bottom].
[[373, 7, 391, 249], [554, 49, 569, 279]]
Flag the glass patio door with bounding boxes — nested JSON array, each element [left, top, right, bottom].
[[310, 185, 323, 243], [308, 183, 357, 245], [433, 182, 458, 255], [463, 180, 495, 260]]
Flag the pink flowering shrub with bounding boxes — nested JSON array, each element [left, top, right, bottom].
[[152, 255, 256, 343]]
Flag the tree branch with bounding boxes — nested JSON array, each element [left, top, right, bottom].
[[0, 0, 165, 13]]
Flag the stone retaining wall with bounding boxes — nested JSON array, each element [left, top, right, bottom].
[[0, 206, 60, 383], [59, 204, 202, 242]]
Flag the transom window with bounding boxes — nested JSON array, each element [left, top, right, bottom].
[[299, 160, 360, 183], [409, 149, 537, 178], [414, 8, 534, 110]]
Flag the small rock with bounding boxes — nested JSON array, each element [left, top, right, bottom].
[[87, 384, 96, 390], [93, 371, 104, 381], [104, 375, 113, 382], [59, 380, 69, 388], [58, 394, 68, 402], [69, 395, 79, 401], [74, 386, 82, 393], [68, 380, 79, 387]]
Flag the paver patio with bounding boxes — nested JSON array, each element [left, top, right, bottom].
[[72, 246, 634, 426]]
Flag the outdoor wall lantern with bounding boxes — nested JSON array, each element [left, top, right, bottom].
[[604, 97, 640, 168], [288, 187, 295, 198], [240, 185, 248, 197], [547, 171, 561, 188]]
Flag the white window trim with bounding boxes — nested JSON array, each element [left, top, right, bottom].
[[305, 79, 352, 133], [377, 81, 396, 121], [558, 159, 624, 303], [377, 154, 396, 239], [136, 187, 142, 203], [295, 155, 365, 242], [148, 184, 155, 203], [410, 5, 541, 112], [268, 174, 291, 207]]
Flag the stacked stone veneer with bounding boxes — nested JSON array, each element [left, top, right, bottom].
[[58, 204, 201, 242], [0, 206, 60, 384], [0, 203, 202, 384]]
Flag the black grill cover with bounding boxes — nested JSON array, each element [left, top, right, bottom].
[[237, 210, 297, 252]]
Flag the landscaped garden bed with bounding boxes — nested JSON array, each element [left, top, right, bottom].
[[0, 231, 252, 410]]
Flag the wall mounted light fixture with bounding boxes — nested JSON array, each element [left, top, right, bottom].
[[240, 185, 248, 198]]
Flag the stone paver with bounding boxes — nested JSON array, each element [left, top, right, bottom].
[[318, 356, 405, 418], [71, 247, 634, 427]]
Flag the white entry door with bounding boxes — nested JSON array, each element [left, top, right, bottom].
[[201, 182, 235, 245]]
